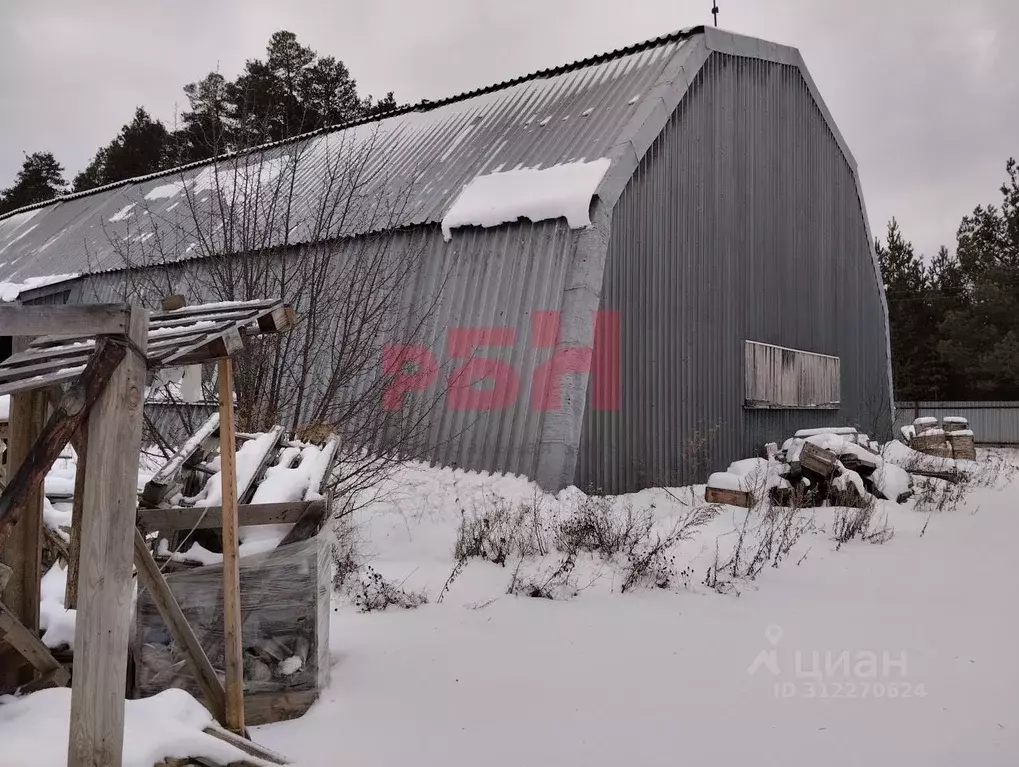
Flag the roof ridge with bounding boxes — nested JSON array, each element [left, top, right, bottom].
[[0, 26, 703, 223]]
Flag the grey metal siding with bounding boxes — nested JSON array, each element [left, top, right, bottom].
[[78, 220, 581, 480], [576, 52, 891, 492], [894, 402, 1019, 445]]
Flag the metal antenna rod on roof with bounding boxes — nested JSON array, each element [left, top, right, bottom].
[[712, 3, 719, 26]]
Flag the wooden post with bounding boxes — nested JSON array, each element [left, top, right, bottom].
[[217, 358, 245, 733], [68, 308, 149, 767], [0, 338, 47, 691], [65, 422, 87, 609]]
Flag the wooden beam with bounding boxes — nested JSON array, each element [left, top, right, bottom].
[[202, 725, 289, 765], [217, 358, 245, 734], [0, 304, 131, 337], [68, 307, 149, 767], [0, 362, 46, 691], [277, 502, 330, 547], [0, 338, 126, 550], [43, 525, 70, 562], [65, 422, 88, 609], [132, 528, 227, 725], [142, 412, 220, 507], [137, 500, 319, 534], [0, 600, 70, 688]]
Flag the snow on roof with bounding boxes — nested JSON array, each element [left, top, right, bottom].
[[441, 158, 610, 240], [0, 272, 79, 302], [0, 29, 697, 283]]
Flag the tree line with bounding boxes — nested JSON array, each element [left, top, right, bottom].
[[0, 30, 396, 215], [878, 158, 1019, 401]]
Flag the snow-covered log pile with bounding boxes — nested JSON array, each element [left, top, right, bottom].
[[706, 427, 912, 508], [901, 415, 977, 461]]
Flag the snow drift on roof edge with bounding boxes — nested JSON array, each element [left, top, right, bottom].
[[441, 158, 611, 241]]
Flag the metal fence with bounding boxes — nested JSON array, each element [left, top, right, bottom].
[[894, 401, 1019, 445]]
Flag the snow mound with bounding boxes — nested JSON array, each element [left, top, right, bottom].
[[441, 158, 610, 241], [0, 688, 276, 767]]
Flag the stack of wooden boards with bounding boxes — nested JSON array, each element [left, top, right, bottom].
[[901, 416, 977, 461], [705, 426, 909, 509], [134, 414, 338, 725]]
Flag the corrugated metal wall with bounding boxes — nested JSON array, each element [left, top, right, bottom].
[[576, 52, 891, 492], [894, 402, 1019, 445], [79, 220, 580, 479]]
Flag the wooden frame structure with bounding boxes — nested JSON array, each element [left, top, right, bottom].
[[0, 299, 295, 767]]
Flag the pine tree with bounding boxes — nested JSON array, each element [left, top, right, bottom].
[[176, 72, 231, 163], [73, 108, 173, 192], [364, 91, 398, 118], [0, 152, 67, 214], [876, 219, 934, 401], [937, 158, 1019, 398]]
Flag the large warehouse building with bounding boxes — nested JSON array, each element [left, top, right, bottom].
[[0, 26, 893, 492]]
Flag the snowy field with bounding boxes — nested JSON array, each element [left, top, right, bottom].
[[1, 447, 1016, 765], [253, 451, 1019, 767]]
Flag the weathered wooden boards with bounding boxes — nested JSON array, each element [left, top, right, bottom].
[[217, 358, 245, 734], [68, 307, 149, 767], [142, 412, 221, 507], [137, 500, 323, 534], [0, 355, 47, 691], [704, 486, 754, 508], [0, 599, 70, 690], [0, 339, 125, 549], [0, 304, 132, 337], [0, 300, 295, 399]]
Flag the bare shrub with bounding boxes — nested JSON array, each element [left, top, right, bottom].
[[445, 492, 719, 598], [452, 497, 548, 566], [507, 552, 579, 600], [352, 566, 428, 612], [832, 502, 895, 548], [704, 502, 814, 592], [331, 512, 360, 590]]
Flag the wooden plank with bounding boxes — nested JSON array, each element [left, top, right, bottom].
[[277, 502, 329, 547], [65, 422, 88, 609], [0, 304, 131, 337], [0, 339, 126, 550], [2, 343, 96, 369], [0, 364, 46, 691], [237, 426, 284, 504], [202, 724, 289, 765], [0, 600, 69, 686], [704, 486, 754, 508], [799, 442, 838, 479], [142, 412, 220, 507], [217, 358, 245, 734], [158, 327, 246, 367], [43, 525, 70, 562], [256, 305, 296, 334], [132, 527, 227, 725], [0, 367, 86, 398], [68, 307, 149, 767], [137, 501, 320, 533], [0, 563, 11, 592], [150, 308, 261, 330], [151, 300, 277, 324]]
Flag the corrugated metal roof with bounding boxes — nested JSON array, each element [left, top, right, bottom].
[[0, 28, 699, 286]]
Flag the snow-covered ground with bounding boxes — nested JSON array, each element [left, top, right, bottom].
[[3, 448, 1016, 765], [248, 451, 1019, 767]]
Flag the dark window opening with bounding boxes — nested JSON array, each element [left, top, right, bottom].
[[0, 335, 11, 364]]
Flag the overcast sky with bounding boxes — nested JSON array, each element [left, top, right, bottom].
[[1, 0, 1015, 258]]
